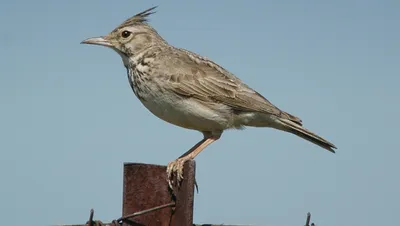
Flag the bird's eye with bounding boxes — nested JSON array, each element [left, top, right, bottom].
[[121, 30, 131, 38]]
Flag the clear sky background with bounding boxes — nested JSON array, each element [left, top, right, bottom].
[[1, 0, 399, 225]]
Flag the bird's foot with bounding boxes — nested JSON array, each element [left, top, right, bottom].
[[167, 156, 190, 190]]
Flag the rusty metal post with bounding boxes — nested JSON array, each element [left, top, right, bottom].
[[170, 160, 196, 226], [122, 160, 195, 226]]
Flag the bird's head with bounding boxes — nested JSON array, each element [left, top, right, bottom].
[[81, 6, 165, 62]]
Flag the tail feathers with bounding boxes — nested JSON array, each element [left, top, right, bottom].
[[277, 118, 337, 153]]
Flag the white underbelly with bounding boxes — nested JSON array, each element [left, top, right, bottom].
[[140, 96, 229, 131]]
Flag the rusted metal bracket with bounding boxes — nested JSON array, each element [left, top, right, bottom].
[[122, 161, 195, 225], [77, 161, 195, 226]]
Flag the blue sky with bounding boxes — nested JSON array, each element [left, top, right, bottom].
[[1, 0, 399, 225]]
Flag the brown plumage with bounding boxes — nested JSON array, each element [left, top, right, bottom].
[[81, 6, 337, 189]]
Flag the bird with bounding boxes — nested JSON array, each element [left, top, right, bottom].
[[81, 6, 337, 189]]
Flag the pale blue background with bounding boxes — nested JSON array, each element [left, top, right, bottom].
[[1, 0, 399, 225]]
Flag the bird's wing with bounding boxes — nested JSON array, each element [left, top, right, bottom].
[[158, 48, 302, 124]]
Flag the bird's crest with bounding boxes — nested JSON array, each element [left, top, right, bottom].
[[115, 6, 157, 30]]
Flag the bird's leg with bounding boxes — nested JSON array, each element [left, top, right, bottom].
[[167, 135, 219, 189]]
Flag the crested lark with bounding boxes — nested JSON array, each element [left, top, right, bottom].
[[81, 7, 337, 188]]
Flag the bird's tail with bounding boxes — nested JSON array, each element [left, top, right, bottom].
[[277, 118, 337, 153]]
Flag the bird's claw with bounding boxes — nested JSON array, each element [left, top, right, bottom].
[[167, 158, 186, 190]]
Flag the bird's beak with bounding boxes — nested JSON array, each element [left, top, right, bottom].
[[80, 36, 112, 47]]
